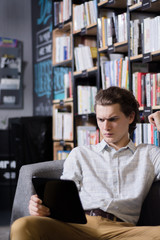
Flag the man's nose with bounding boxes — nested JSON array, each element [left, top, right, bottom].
[[103, 120, 110, 130]]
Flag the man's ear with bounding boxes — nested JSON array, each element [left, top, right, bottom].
[[129, 111, 135, 124]]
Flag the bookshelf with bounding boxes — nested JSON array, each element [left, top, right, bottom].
[[0, 37, 23, 109], [72, 0, 98, 147], [129, 1, 160, 114], [52, 0, 160, 158], [52, 1, 73, 160]]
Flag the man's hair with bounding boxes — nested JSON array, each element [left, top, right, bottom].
[[94, 86, 140, 134]]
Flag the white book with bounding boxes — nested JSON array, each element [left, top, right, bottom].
[[57, 113, 63, 139], [100, 56, 108, 89], [143, 17, 151, 54], [118, 14, 124, 42], [147, 124, 152, 144], [83, 46, 93, 69], [77, 126, 97, 146], [54, 109, 63, 139], [77, 46, 85, 71], [64, 73, 69, 99], [91, 86, 97, 112], [150, 18, 155, 52], [89, 1, 96, 24], [74, 47, 79, 71], [63, 0, 66, 22], [79, 4, 85, 29], [124, 13, 127, 42], [82, 86, 90, 113], [143, 123, 148, 144], [135, 123, 142, 145], [73, 5, 78, 31], [63, 113, 73, 140], [157, 16, 160, 50], [77, 85, 83, 114], [107, 18, 113, 46]]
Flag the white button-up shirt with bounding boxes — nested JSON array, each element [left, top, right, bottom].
[[61, 139, 160, 224]]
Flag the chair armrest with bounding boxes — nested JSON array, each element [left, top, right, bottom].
[[137, 180, 160, 226], [10, 160, 64, 224]]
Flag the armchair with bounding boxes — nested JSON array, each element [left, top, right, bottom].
[[11, 159, 160, 226], [11, 160, 64, 224]]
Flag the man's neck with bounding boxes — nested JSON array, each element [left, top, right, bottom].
[[106, 139, 130, 151]]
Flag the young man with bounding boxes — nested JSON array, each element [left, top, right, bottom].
[[11, 86, 160, 240]]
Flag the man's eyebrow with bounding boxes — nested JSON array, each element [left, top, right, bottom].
[[97, 116, 120, 120], [107, 116, 119, 120]]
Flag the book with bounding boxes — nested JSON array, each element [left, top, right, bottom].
[[77, 85, 97, 114], [77, 126, 98, 146]]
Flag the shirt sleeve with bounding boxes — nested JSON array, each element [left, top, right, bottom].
[[60, 147, 82, 191], [149, 144, 160, 180]]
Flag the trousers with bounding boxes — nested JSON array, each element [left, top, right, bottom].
[[10, 214, 160, 240]]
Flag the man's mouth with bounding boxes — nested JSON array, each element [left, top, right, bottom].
[[104, 133, 113, 137]]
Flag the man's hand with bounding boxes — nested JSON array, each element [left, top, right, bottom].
[[29, 194, 50, 217], [148, 111, 160, 132]]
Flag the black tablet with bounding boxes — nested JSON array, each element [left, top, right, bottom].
[[32, 177, 87, 224]]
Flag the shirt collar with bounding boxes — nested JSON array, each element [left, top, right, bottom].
[[97, 139, 136, 154]]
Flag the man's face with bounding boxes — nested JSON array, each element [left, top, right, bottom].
[[96, 103, 135, 150]]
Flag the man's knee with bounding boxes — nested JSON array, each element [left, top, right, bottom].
[[11, 217, 28, 231]]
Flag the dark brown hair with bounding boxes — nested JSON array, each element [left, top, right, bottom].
[[94, 86, 140, 134]]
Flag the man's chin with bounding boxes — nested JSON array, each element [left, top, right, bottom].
[[103, 137, 114, 144]]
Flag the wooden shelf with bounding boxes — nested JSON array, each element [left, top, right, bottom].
[[129, 2, 142, 11], [114, 41, 128, 53], [98, 41, 128, 53], [98, 0, 127, 8], [52, 22, 72, 66], [52, 59, 72, 67], [130, 54, 143, 62], [54, 18, 72, 30], [53, 141, 74, 161], [73, 66, 98, 77], [129, 1, 160, 12], [130, 50, 160, 62], [52, 98, 73, 104], [73, 23, 97, 36], [52, 101, 74, 143]]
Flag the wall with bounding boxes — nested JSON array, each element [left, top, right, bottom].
[[0, 0, 33, 128]]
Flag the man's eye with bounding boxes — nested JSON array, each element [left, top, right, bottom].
[[98, 118, 104, 122], [109, 118, 115, 121], [109, 117, 118, 122]]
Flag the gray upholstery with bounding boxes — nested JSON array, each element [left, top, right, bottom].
[[11, 160, 64, 224]]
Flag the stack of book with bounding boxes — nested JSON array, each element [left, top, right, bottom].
[[134, 123, 160, 146], [77, 85, 97, 114], [77, 126, 99, 146], [74, 45, 94, 71], [73, 0, 97, 32], [130, 18, 142, 56], [98, 12, 127, 48], [143, 16, 160, 54], [53, 109, 73, 140], [57, 150, 71, 160], [54, 0, 71, 26], [100, 55, 129, 90], [132, 72, 160, 107], [55, 35, 71, 63]]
